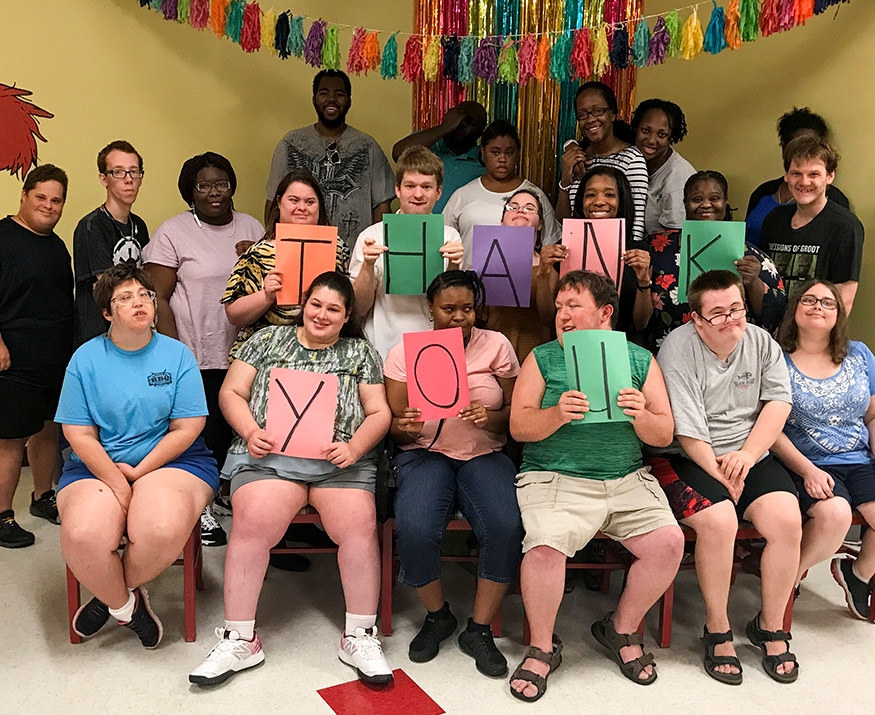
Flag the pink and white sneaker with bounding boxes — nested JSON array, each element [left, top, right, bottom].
[[338, 626, 393, 685], [189, 628, 265, 685]]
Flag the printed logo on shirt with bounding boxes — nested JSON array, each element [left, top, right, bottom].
[[147, 370, 173, 387], [735, 371, 754, 390]]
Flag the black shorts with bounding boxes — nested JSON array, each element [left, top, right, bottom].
[[0, 375, 62, 439], [653, 453, 797, 519], [788, 462, 875, 515]]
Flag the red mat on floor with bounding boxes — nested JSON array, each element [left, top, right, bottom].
[[317, 669, 444, 715]]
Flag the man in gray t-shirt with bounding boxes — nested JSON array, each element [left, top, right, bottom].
[[265, 70, 394, 267], [655, 270, 802, 686]]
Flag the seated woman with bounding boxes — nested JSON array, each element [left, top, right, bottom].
[[222, 168, 344, 358], [646, 170, 787, 353], [384, 270, 522, 678], [188, 272, 393, 686], [771, 280, 875, 619], [630, 98, 696, 237], [56, 264, 218, 648], [443, 120, 561, 254]]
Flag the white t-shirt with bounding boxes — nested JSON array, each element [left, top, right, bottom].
[[143, 210, 264, 370], [644, 150, 696, 237], [442, 177, 561, 257], [349, 216, 464, 360]]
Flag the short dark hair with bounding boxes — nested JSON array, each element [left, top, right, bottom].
[[297, 271, 364, 339], [777, 107, 830, 148], [556, 270, 619, 328], [93, 263, 155, 316], [480, 119, 520, 149], [426, 270, 487, 315], [575, 81, 619, 114], [177, 151, 237, 204], [777, 279, 848, 364], [684, 170, 734, 221], [395, 146, 444, 188], [782, 134, 839, 174], [687, 269, 745, 315], [631, 98, 688, 144], [265, 169, 329, 240], [97, 140, 143, 173], [573, 165, 635, 243], [23, 164, 68, 198], [312, 69, 352, 97]]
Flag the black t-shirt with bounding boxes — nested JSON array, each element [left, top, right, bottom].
[[760, 200, 864, 299], [0, 216, 74, 387], [73, 206, 149, 344]]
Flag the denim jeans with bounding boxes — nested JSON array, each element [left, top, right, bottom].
[[393, 449, 523, 588]]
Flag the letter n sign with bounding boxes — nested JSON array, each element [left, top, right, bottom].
[[403, 327, 470, 421]]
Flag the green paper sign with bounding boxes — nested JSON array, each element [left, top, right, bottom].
[[563, 330, 632, 424], [677, 220, 746, 302], [382, 214, 446, 295]]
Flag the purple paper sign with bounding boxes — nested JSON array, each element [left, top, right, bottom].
[[471, 225, 536, 307]]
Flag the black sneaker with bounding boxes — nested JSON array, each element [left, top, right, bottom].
[[0, 510, 35, 548], [213, 494, 233, 516], [121, 586, 163, 648], [832, 557, 872, 621], [408, 606, 457, 663], [200, 506, 227, 547], [458, 618, 508, 677], [73, 596, 111, 638], [30, 490, 60, 524]]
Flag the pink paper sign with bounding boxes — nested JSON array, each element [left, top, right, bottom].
[[403, 327, 470, 421], [560, 218, 626, 286], [274, 224, 338, 306], [266, 368, 338, 459]]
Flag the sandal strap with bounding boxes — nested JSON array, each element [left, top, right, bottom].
[[523, 644, 558, 666], [707, 654, 742, 668], [759, 628, 792, 642], [701, 628, 734, 646], [511, 668, 547, 688], [765, 650, 797, 666]]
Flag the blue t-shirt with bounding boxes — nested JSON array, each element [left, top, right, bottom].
[[55, 333, 208, 466], [430, 138, 485, 213], [783, 341, 875, 466]]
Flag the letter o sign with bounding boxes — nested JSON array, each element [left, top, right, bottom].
[[413, 344, 461, 409]]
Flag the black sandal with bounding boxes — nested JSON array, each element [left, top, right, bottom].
[[745, 613, 799, 684], [509, 636, 563, 703], [701, 627, 743, 685], [591, 612, 657, 685]]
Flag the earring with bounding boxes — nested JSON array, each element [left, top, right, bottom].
[[428, 313, 433, 322]]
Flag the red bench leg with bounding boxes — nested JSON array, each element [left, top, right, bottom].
[[380, 519, 394, 635], [183, 527, 198, 642], [658, 581, 674, 648], [67, 566, 82, 644]]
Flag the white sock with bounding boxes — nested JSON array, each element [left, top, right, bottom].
[[108, 590, 136, 622], [225, 619, 255, 641], [851, 561, 870, 584], [345, 612, 376, 636]]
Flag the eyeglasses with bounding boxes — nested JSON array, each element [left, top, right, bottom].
[[799, 295, 838, 310], [576, 106, 610, 121], [111, 289, 156, 306], [103, 169, 144, 180], [504, 202, 539, 214], [325, 141, 340, 166], [697, 307, 747, 326], [194, 180, 232, 194]]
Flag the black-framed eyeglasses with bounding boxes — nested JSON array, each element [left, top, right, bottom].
[[576, 106, 610, 121], [194, 180, 232, 194], [325, 141, 340, 166], [697, 306, 747, 326], [103, 169, 144, 180], [799, 295, 838, 310], [504, 202, 539, 214], [111, 289, 156, 306]]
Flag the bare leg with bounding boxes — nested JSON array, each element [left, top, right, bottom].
[[472, 579, 509, 625], [123, 468, 214, 587], [26, 421, 59, 499], [745, 491, 802, 676], [415, 581, 445, 613], [57, 480, 128, 608], [797, 498, 851, 582], [509, 545, 566, 699], [854, 502, 875, 580], [0, 437, 26, 512], [224, 480, 308, 620], [683, 501, 739, 674]]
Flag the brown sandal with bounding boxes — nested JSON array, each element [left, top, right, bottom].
[[509, 635, 563, 703], [591, 612, 657, 685]]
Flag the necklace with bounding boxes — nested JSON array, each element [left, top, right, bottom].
[[100, 204, 137, 242]]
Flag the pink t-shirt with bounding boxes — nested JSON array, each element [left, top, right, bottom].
[[143, 210, 263, 370], [384, 327, 520, 460]]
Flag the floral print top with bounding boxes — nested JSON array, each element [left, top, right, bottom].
[[644, 228, 786, 354]]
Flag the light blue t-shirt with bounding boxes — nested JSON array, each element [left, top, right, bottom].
[[430, 137, 484, 213], [783, 341, 875, 466], [55, 333, 208, 466]]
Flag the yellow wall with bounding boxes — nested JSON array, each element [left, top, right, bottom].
[[637, 1, 875, 341], [0, 0, 412, 234]]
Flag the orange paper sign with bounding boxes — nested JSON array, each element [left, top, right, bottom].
[[266, 368, 338, 459], [403, 327, 470, 421], [274, 224, 338, 305]]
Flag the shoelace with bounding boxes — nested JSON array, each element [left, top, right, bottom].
[[206, 628, 254, 659], [201, 509, 221, 531], [348, 629, 384, 660]]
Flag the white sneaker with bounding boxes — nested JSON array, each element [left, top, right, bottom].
[[189, 628, 265, 685], [338, 626, 394, 685]]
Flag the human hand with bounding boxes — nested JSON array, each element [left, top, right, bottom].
[[538, 244, 568, 274], [735, 256, 762, 290], [439, 240, 465, 267], [362, 237, 388, 266], [560, 143, 587, 184], [235, 240, 255, 257], [803, 467, 835, 500], [116, 463, 140, 482], [716, 450, 755, 482], [0, 341, 9, 371], [246, 428, 275, 458], [111, 482, 133, 513], [441, 104, 468, 132], [624, 249, 652, 286], [459, 404, 489, 429], [557, 390, 588, 424], [617, 388, 646, 420], [397, 407, 424, 436], [263, 268, 283, 297], [323, 442, 361, 469]]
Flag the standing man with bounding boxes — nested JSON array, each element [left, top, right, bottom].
[[265, 70, 395, 268], [0, 165, 74, 547], [760, 135, 864, 312], [391, 101, 488, 213], [73, 141, 149, 344]]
